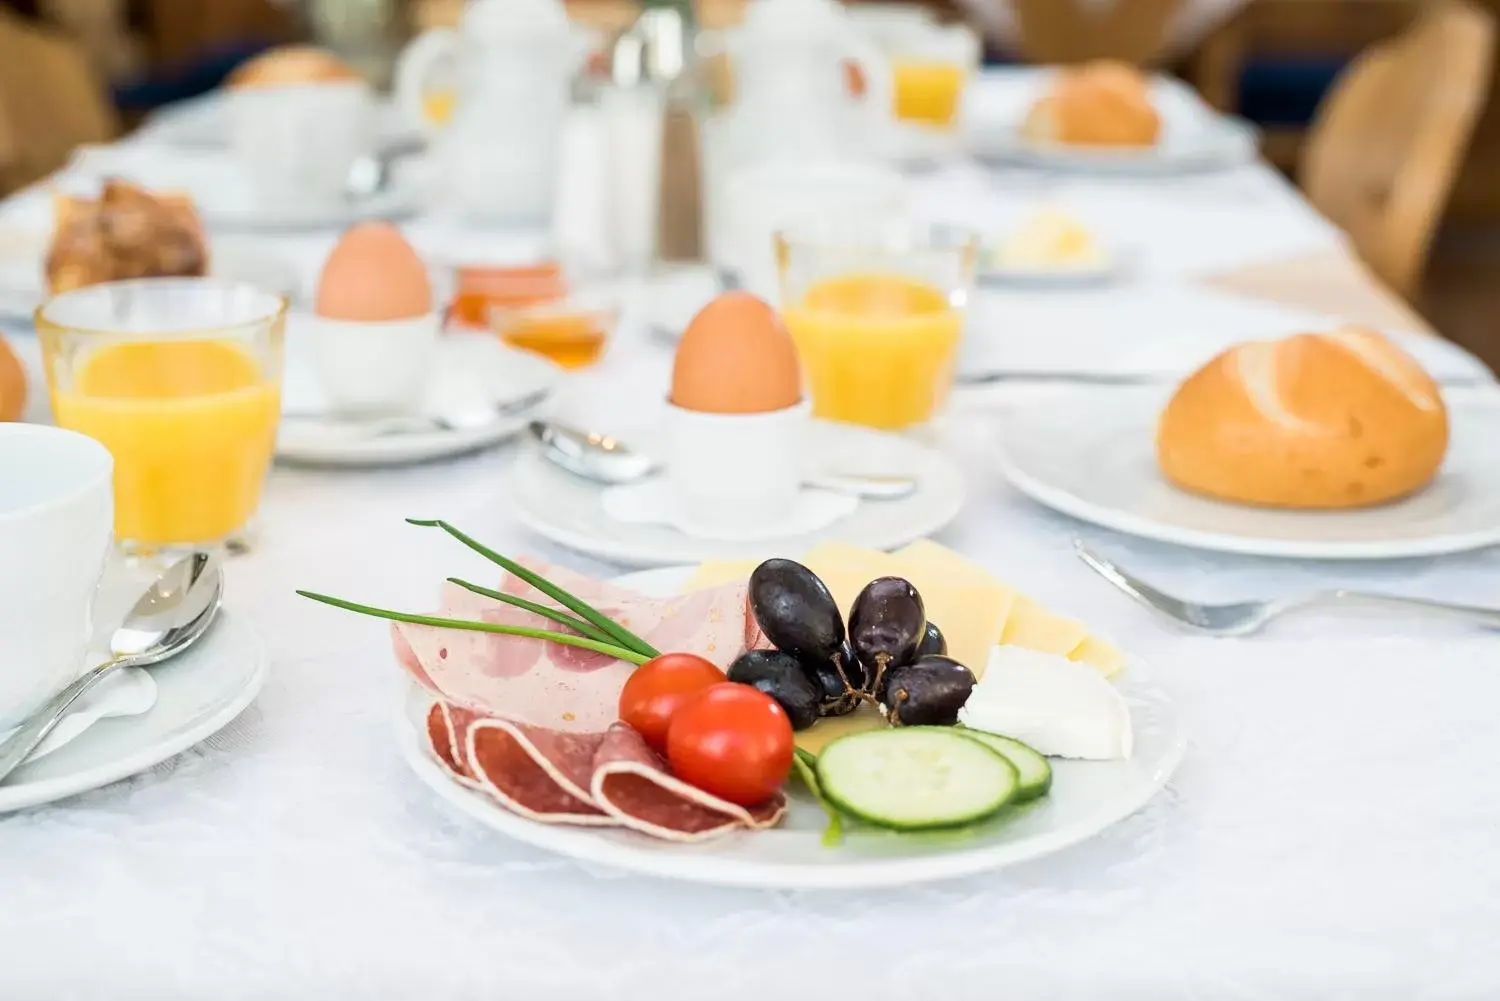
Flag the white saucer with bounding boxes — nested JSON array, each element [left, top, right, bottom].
[[276, 331, 561, 468], [394, 565, 1185, 890], [998, 386, 1500, 560], [508, 421, 966, 566], [0, 609, 266, 813], [977, 247, 1127, 289], [971, 117, 1258, 176]]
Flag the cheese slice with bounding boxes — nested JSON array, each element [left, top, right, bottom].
[[794, 703, 885, 755], [1000, 595, 1089, 655], [1068, 636, 1125, 679], [682, 558, 761, 593]]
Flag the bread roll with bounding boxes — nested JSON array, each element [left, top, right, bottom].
[[226, 46, 361, 90], [45, 180, 209, 294], [1157, 328, 1449, 509], [1021, 60, 1161, 147]]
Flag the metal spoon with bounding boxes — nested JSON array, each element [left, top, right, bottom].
[[344, 138, 425, 202], [0, 552, 224, 784], [528, 420, 919, 500]]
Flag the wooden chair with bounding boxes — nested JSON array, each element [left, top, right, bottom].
[[0, 9, 119, 195], [1009, 0, 1186, 66], [1299, 0, 1495, 300]]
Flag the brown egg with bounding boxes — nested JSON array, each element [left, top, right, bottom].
[[0, 335, 26, 422], [670, 292, 802, 414], [315, 222, 433, 322]]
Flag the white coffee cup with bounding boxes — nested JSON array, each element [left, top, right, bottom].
[[718, 160, 908, 306], [228, 80, 375, 210], [307, 311, 442, 417], [0, 424, 114, 729], [663, 401, 807, 538]]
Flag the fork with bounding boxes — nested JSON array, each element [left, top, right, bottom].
[[1073, 540, 1500, 637]]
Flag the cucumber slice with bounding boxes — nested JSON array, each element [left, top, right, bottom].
[[816, 727, 1019, 831], [955, 729, 1052, 802]]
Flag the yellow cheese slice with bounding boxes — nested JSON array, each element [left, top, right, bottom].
[[794, 703, 886, 755], [1068, 636, 1125, 679], [1000, 595, 1090, 655], [681, 558, 760, 593]]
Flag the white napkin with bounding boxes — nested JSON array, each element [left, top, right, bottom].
[[601, 479, 858, 542], [961, 281, 1494, 384], [0, 668, 157, 766]]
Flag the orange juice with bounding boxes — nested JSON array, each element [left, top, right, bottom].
[[423, 89, 456, 127], [892, 60, 966, 127], [782, 273, 962, 430], [51, 340, 280, 546]]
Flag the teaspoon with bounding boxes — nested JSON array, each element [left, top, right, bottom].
[[528, 420, 919, 500], [0, 552, 224, 784]]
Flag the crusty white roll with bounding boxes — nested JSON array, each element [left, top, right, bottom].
[[1157, 328, 1449, 509], [226, 46, 361, 89], [1020, 60, 1161, 148]]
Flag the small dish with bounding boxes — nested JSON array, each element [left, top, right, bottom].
[[308, 310, 441, 416], [490, 282, 620, 371]]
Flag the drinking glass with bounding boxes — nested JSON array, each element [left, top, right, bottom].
[[36, 278, 286, 556], [886, 23, 981, 129], [777, 220, 977, 431]]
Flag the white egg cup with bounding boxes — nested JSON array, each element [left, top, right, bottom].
[[308, 311, 441, 417], [663, 400, 808, 538]]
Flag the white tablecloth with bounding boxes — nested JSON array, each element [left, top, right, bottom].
[[3, 73, 1500, 999]]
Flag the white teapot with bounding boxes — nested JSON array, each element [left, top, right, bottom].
[[714, 0, 891, 165], [393, 0, 590, 224]]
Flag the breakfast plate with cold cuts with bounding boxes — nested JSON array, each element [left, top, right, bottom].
[[998, 328, 1500, 559], [298, 525, 1184, 889]]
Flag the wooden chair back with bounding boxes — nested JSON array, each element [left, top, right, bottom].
[[1009, 0, 1186, 66], [1300, 0, 1494, 300], [0, 10, 119, 195]]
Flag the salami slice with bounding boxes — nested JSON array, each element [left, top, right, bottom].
[[590, 724, 786, 842]]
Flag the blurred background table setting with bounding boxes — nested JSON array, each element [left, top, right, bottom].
[[2, 0, 1500, 995]]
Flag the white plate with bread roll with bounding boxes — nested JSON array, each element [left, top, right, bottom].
[[970, 63, 1257, 175], [997, 331, 1500, 560]]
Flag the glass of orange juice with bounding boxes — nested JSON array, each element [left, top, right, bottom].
[[778, 220, 977, 431], [888, 24, 981, 129], [36, 278, 286, 555]]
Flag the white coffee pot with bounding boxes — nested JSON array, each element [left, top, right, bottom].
[[393, 0, 590, 224], [711, 0, 891, 166]]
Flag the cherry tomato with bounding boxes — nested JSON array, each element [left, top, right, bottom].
[[666, 683, 794, 807], [618, 653, 727, 753]]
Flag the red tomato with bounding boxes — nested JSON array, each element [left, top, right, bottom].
[[666, 684, 794, 807], [618, 653, 727, 753]]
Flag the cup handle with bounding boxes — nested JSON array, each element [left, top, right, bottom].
[[392, 27, 459, 139]]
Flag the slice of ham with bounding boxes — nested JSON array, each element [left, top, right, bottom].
[[394, 559, 764, 732], [428, 704, 786, 841]]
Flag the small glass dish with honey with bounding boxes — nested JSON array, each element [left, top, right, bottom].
[[450, 262, 619, 370]]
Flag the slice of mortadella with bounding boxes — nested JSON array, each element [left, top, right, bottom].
[[394, 559, 760, 733]]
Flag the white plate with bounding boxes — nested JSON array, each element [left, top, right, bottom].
[[508, 422, 966, 566], [394, 564, 1185, 889], [143, 93, 421, 151], [0, 230, 306, 323], [977, 247, 1127, 289], [65, 146, 420, 232], [276, 332, 561, 468], [0, 609, 267, 813], [971, 117, 1258, 176], [998, 386, 1500, 559]]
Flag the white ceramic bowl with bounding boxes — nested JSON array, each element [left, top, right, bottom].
[[663, 400, 807, 538], [228, 80, 374, 210], [308, 310, 441, 417], [0, 424, 113, 728]]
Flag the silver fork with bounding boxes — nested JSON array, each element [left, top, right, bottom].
[[1073, 540, 1500, 637]]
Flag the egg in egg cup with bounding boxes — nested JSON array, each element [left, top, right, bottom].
[[311, 222, 440, 416], [665, 292, 808, 537]]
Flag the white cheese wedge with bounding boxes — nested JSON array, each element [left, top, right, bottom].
[[958, 646, 1133, 760]]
